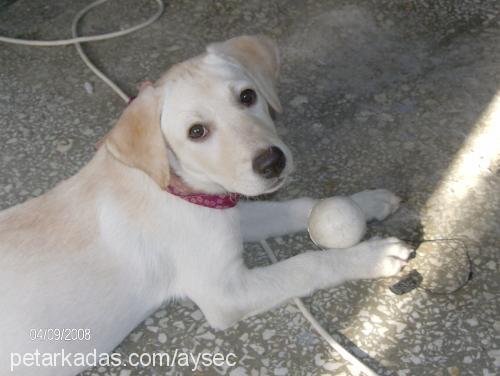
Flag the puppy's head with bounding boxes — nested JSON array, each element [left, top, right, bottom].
[[107, 35, 293, 196]]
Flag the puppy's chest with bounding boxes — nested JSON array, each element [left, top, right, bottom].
[[168, 204, 242, 248]]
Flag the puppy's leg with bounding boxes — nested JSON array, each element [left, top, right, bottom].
[[350, 189, 401, 221], [238, 198, 316, 242], [191, 237, 412, 329], [238, 189, 401, 241]]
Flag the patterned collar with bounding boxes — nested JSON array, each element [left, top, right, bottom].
[[165, 185, 240, 209]]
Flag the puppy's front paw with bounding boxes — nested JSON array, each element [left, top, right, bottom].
[[350, 189, 401, 221], [353, 237, 412, 279]]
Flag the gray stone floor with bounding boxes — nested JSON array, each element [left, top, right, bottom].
[[1, 0, 499, 375]]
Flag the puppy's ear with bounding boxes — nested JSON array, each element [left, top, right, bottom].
[[105, 86, 169, 188], [207, 35, 282, 113]]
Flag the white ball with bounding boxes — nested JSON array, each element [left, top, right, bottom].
[[308, 197, 366, 249]]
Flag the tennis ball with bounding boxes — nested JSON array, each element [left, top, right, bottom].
[[308, 197, 366, 249]]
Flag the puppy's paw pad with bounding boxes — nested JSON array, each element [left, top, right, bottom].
[[360, 237, 413, 278], [380, 238, 413, 260], [378, 256, 408, 277], [351, 189, 401, 221]]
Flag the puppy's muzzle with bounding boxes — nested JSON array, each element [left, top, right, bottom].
[[252, 146, 287, 179]]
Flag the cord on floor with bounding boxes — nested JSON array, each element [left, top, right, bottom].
[[260, 239, 379, 376]]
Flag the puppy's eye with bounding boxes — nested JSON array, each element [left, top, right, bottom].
[[188, 124, 208, 140], [240, 89, 257, 106]]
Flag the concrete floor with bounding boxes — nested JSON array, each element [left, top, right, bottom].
[[1, 0, 500, 375]]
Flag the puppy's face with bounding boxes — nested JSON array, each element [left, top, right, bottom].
[[159, 36, 293, 196], [106, 36, 293, 197]]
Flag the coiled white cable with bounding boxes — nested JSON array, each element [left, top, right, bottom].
[[0, 0, 164, 46], [0, 0, 164, 101], [1, 1, 378, 374]]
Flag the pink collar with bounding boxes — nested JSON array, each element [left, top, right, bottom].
[[165, 174, 240, 209], [166, 185, 240, 209]]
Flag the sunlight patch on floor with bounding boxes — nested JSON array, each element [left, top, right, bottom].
[[423, 91, 500, 231]]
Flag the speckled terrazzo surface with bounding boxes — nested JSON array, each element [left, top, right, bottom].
[[1, 0, 500, 375]]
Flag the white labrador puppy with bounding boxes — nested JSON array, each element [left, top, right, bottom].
[[0, 35, 411, 375]]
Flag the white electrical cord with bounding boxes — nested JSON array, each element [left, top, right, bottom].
[[260, 240, 379, 376], [1, 1, 378, 374], [0, 0, 164, 102], [0, 0, 164, 46]]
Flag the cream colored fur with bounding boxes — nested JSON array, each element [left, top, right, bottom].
[[0, 36, 411, 375]]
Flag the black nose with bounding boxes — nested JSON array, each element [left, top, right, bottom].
[[252, 146, 287, 179]]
